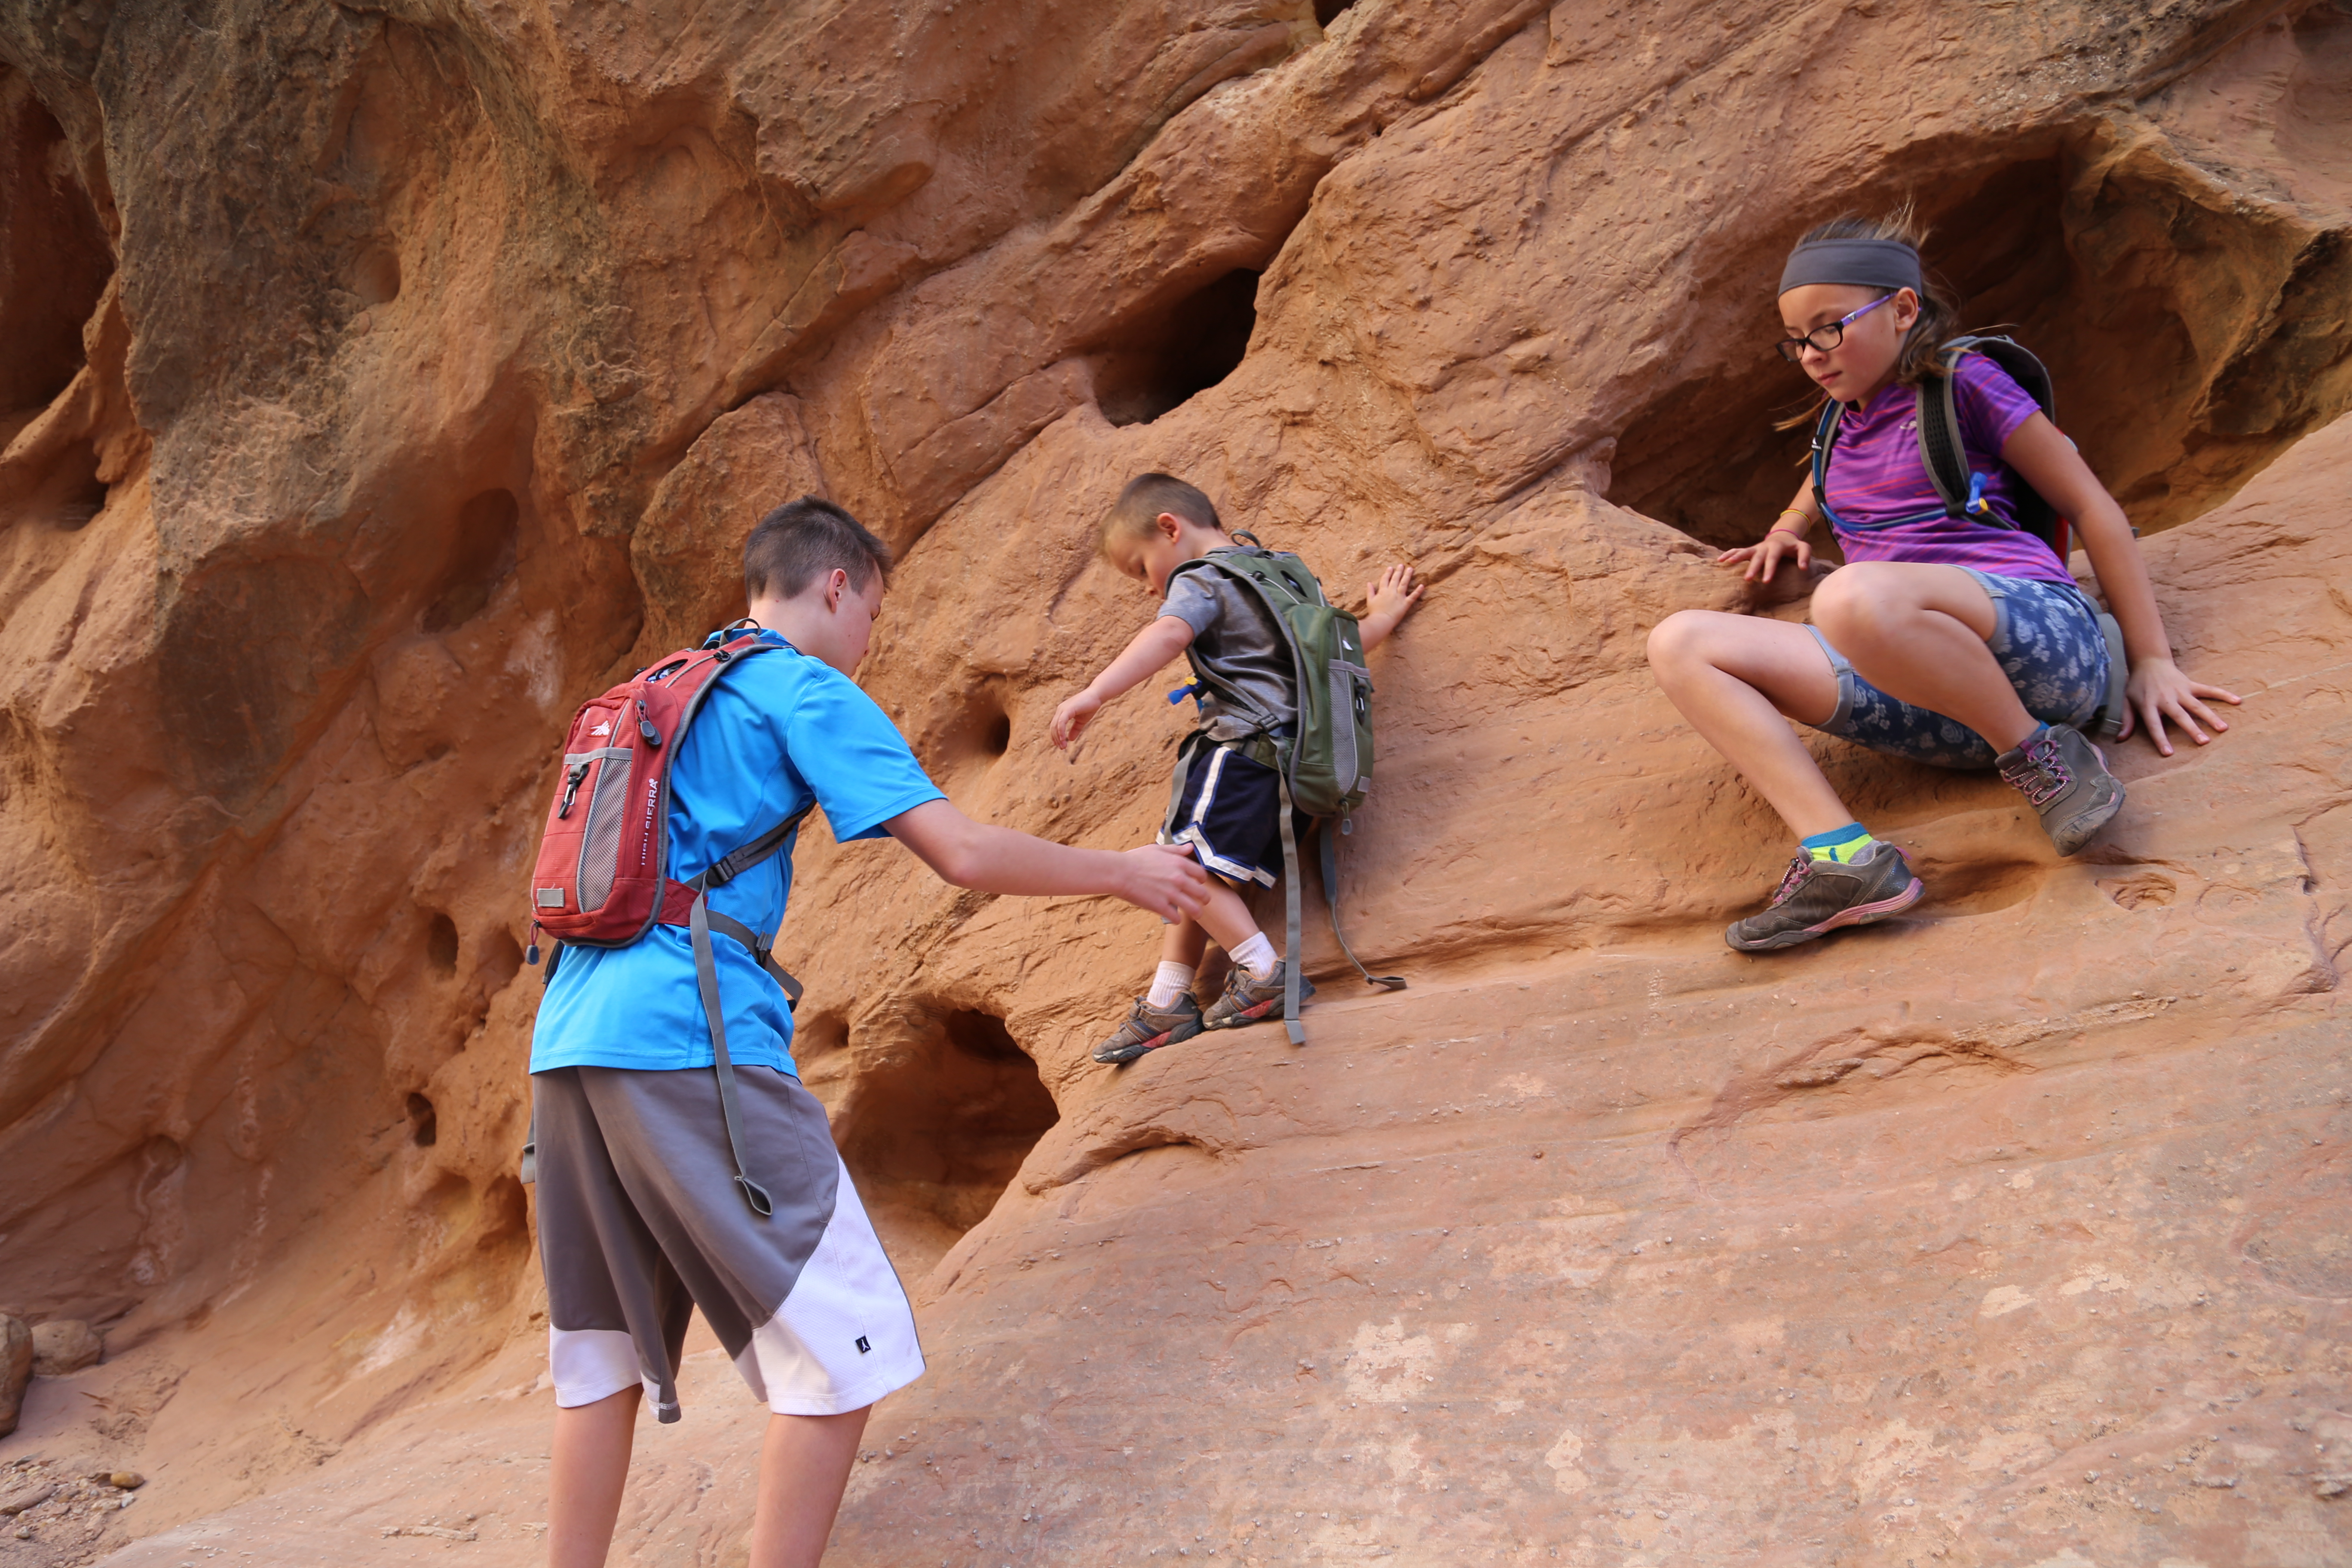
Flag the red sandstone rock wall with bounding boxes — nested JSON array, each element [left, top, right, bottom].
[[1, 1, 2348, 1563]]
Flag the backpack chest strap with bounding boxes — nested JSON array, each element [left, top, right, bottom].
[[653, 799, 814, 1007]]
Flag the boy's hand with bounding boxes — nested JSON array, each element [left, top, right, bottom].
[[1050, 689, 1102, 751], [1366, 563, 1424, 621], [1359, 563, 1425, 651], [1117, 843, 1213, 922]]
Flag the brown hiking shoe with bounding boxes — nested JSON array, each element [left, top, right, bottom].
[[1093, 994, 1204, 1065], [1199, 961, 1316, 1030], [1724, 841, 1923, 953], [1997, 723, 2124, 855]]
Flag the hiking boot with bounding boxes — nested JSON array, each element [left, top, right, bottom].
[[1997, 723, 2123, 855], [1200, 961, 1316, 1030], [1725, 841, 1923, 953], [1093, 994, 1204, 1065]]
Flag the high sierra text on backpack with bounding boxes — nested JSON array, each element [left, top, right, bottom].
[[522, 626, 808, 1216], [1162, 533, 1406, 1044], [1807, 333, 2128, 738]]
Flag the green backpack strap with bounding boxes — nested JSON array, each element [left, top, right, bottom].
[[1317, 818, 1406, 993], [1272, 767, 1407, 1047], [1275, 770, 1308, 1046]]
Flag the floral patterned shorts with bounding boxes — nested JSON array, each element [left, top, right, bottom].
[[1806, 568, 2111, 770]]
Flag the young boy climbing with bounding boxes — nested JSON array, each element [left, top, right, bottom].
[[1050, 473, 1423, 1063], [529, 497, 1210, 1568], [1646, 211, 2239, 952]]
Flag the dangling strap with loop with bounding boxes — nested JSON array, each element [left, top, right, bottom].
[[677, 803, 815, 1217], [689, 888, 774, 1216], [1275, 769, 1307, 1046], [1317, 819, 1406, 993]]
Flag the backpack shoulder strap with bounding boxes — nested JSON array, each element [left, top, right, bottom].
[[1169, 552, 1298, 735], [1913, 343, 1973, 519], [1809, 401, 1843, 520], [1914, 335, 2061, 529], [1955, 334, 2056, 421]]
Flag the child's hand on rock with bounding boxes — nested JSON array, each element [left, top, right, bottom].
[[1361, 563, 1425, 649], [1719, 531, 1811, 583], [1050, 689, 1102, 750], [2121, 656, 2241, 756]]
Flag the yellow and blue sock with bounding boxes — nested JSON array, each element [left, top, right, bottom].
[[1801, 821, 1875, 864]]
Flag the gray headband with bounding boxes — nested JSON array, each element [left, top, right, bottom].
[[1778, 237, 1922, 297]]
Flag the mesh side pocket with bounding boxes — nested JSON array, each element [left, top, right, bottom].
[[1327, 662, 1360, 797], [575, 758, 633, 912]]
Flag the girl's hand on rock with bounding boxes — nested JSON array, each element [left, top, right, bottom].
[[1719, 530, 1810, 583], [1050, 690, 1101, 750], [2121, 657, 2241, 756]]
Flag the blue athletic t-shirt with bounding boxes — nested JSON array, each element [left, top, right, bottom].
[[529, 632, 944, 1076]]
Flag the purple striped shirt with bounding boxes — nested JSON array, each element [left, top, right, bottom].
[[1820, 355, 2071, 584]]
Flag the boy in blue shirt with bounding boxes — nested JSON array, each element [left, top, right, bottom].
[[531, 497, 1209, 1568]]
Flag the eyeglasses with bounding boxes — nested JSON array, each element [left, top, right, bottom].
[[1773, 291, 1897, 362]]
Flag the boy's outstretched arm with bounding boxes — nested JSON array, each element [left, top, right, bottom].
[[885, 798, 1210, 922], [1050, 615, 1195, 750], [1358, 563, 1425, 651]]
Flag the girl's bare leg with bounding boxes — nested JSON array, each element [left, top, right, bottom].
[[1810, 562, 2037, 751], [750, 1407, 870, 1568], [1646, 609, 1852, 838], [549, 1387, 640, 1568]]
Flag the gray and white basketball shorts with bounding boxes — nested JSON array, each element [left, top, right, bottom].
[[531, 1063, 923, 1422]]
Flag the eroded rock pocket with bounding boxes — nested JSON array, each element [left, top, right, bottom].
[[1086, 267, 1261, 427], [833, 1008, 1059, 1274]]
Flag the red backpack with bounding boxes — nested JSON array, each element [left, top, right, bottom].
[[524, 626, 807, 1215]]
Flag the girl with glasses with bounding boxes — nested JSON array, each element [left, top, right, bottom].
[[1645, 208, 2239, 952]]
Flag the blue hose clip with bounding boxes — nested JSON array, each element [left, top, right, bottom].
[[1167, 680, 1203, 708], [1965, 470, 1992, 517]]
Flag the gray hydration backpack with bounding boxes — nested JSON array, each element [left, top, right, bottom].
[[1162, 535, 1406, 1044]]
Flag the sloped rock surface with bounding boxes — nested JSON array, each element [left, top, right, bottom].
[[0, 1, 2347, 1564]]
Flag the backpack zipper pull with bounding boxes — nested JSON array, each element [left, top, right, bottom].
[[637, 698, 662, 747], [557, 762, 589, 817], [525, 921, 542, 966]]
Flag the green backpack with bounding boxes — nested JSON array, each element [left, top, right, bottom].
[[1162, 534, 1406, 1044]]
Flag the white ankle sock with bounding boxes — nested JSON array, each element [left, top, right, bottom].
[[1146, 962, 1196, 1009], [1229, 931, 1278, 980]]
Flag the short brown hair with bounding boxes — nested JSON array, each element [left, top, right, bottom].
[[1099, 472, 1222, 552], [744, 496, 891, 601]]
